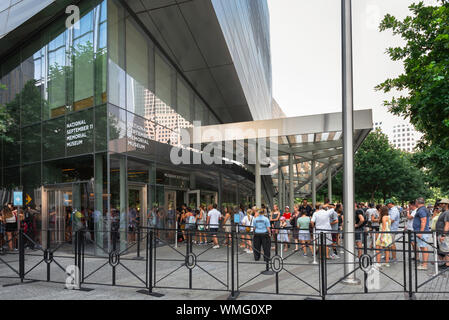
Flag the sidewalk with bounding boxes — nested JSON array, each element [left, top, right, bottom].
[[0, 236, 448, 300]]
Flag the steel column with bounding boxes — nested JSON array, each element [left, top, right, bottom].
[[341, 0, 359, 285]]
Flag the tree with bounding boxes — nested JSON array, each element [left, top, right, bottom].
[[0, 84, 14, 141], [376, 1, 449, 193]]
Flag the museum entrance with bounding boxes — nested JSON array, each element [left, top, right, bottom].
[[41, 182, 94, 249]]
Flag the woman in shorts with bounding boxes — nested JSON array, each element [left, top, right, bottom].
[[297, 210, 313, 256], [241, 209, 254, 253], [197, 205, 207, 245]]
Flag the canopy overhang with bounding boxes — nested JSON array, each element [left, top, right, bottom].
[[183, 109, 373, 200]]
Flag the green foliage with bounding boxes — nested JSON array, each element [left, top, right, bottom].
[[0, 84, 15, 141], [376, 0, 449, 193]]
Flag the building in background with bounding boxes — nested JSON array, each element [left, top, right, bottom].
[[374, 117, 423, 153]]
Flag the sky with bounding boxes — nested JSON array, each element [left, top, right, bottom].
[[267, 0, 438, 124]]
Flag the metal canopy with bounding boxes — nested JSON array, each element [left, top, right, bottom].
[[183, 109, 373, 199]]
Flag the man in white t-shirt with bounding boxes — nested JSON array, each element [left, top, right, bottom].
[[207, 203, 222, 249], [311, 205, 336, 259]]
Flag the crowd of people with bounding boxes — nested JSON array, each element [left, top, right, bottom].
[[170, 198, 449, 271], [1, 196, 448, 273]]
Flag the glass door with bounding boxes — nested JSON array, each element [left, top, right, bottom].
[[187, 190, 200, 210], [42, 182, 94, 250], [43, 186, 72, 248]]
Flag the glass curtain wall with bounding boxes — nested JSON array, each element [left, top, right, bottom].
[[0, 0, 107, 251], [107, 0, 220, 245]]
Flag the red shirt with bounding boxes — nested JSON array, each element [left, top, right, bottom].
[[283, 212, 291, 220]]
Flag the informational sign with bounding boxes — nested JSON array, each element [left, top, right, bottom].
[[127, 121, 150, 151], [14, 191, 23, 206], [66, 119, 93, 148]]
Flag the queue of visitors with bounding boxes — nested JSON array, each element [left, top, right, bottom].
[[170, 198, 449, 271]]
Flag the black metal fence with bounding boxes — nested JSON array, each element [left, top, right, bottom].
[[0, 227, 447, 300]]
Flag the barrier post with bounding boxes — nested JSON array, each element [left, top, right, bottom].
[[19, 228, 24, 283], [413, 232, 418, 293], [136, 225, 141, 259], [228, 229, 240, 300], [407, 230, 414, 299], [363, 231, 368, 293], [149, 229, 154, 293], [137, 228, 164, 297], [402, 231, 407, 292], [188, 230, 192, 289], [175, 220, 178, 248], [112, 231, 117, 286], [46, 229, 50, 282], [312, 228, 318, 264], [433, 231, 438, 275], [320, 232, 327, 300]]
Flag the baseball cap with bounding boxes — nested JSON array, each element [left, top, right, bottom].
[[439, 198, 449, 205], [385, 199, 394, 205]]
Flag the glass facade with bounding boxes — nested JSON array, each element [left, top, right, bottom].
[[0, 0, 255, 253]]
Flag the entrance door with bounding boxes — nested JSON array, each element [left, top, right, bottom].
[[128, 183, 147, 247], [42, 186, 73, 248], [42, 182, 94, 249], [187, 190, 200, 210]]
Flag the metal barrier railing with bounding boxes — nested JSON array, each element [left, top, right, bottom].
[[0, 226, 447, 300]]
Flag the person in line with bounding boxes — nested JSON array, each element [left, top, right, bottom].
[[270, 204, 281, 248], [282, 206, 292, 247], [241, 209, 254, 253], [385, 199, 400, 262], [299, 199, 313, 217], [366, 203, 379, 249], [291, 205, 301, 252], [406, 200, 417, 255], [277, 216, 289, 252], [355, 203, 365, 258], [207, 204, 222, 249], [376, 206, 392, 268], [237, 205, 246, 248], [311, 204, 336, 259], [436, 199, 449, 271], [297, 209, 313, 257], [327, 203, 339, 258], [197, 205, 207, 245], [223, 207, 232, 247], [413, 197, 431, 270], [252, 208, 271, 263], [2, 207, 17, 251]]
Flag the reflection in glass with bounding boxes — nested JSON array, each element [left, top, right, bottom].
[[43, 117, 65, 160], [126, 18, 149, 118], [22, 124, 41, 163], [108, 0, 126, 109]]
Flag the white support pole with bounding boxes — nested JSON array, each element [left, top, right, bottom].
[[312, 228, 318, 264], [341, 0, 359, 285], [278, 167, 283, 207], [328, 165, 333, 203], [255, 142, 262, 209], [433, 231, 439, 275], [289, 154, 294, 210], [311, 160, 316, 208]]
